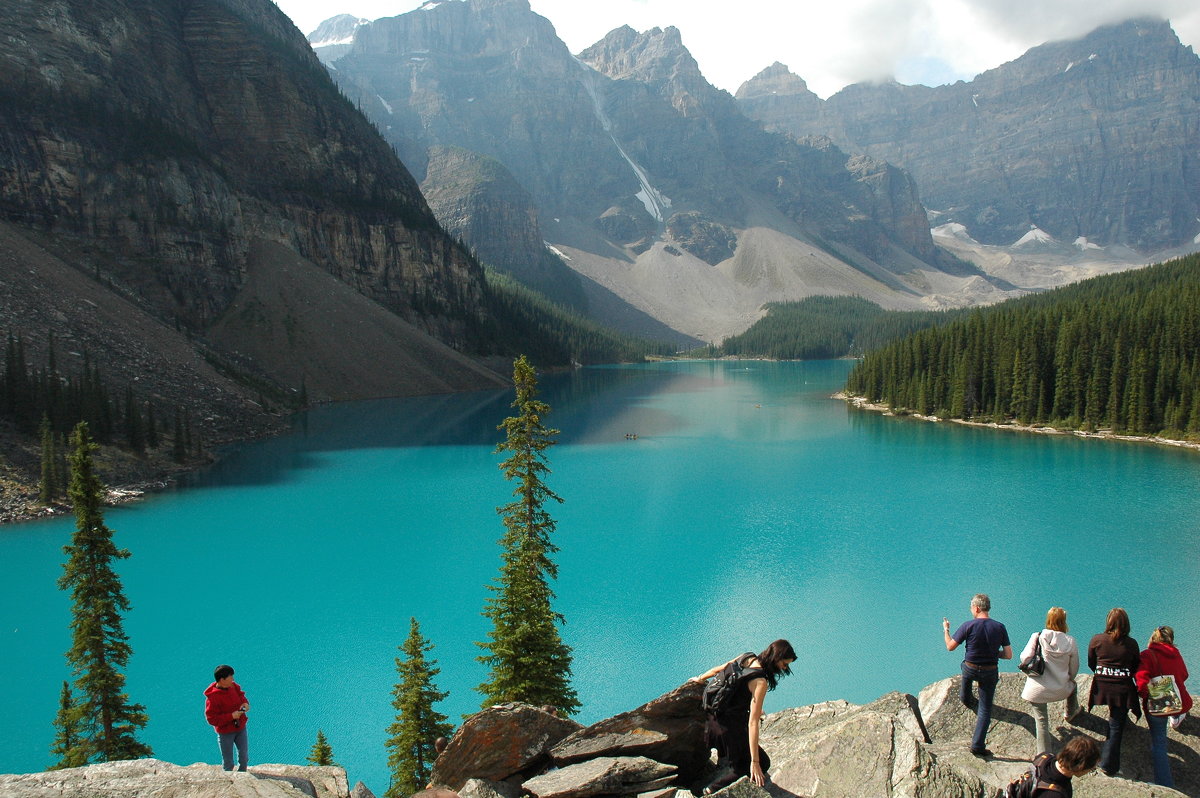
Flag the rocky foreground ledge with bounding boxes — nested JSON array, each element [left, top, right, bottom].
[[3, 674, 1195, 798]]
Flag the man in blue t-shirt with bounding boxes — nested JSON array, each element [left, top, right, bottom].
[[942, 593, 1012, 756]]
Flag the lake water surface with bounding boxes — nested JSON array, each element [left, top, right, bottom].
[[2, 360, 1198, 791]]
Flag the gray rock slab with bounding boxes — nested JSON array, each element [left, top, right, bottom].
[[522, 756, 677, 798], [459, 778, 523, 798], [706, 777, 771, 798], [252, 764, 350, 798], [351, 782, 377, 798], [763, 691, 974, 798], [0, 760, 344, 798]]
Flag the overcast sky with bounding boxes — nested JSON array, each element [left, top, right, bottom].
[[272, 0, 1200, 97]]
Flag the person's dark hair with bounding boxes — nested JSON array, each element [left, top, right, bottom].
[[1057, 735, 1100, 775], [757, 639, 796, 689], [214, 664, 235, 682], [1105, 608, 1130, 642]]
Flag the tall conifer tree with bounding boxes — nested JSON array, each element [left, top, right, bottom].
[[385, 618, 452, 798], [58, 421, 151, 763], [477, 356, 579, 715]]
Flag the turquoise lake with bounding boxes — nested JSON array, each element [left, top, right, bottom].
[[2, 360, 1198, 791]]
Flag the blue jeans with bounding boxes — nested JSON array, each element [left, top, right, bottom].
[[960, 662, 999, 751], [1147, 714, 1174, 787], [1099, 708, 1126, 775], [218, 727, 248, 771]]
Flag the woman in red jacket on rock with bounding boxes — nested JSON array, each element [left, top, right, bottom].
[[204, 664, 250, 772], [1135, 626, 1191, 788]]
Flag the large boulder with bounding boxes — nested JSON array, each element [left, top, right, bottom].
[[550, 682, 709, 783], [761, 692, 983, 798], [0, 760, 349, 798], [430, 703, 583, 791], [522, 756, 677, 798]]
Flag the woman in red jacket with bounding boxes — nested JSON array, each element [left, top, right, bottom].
[[204, 664, 250, 772], [1136, 626, 1192, 788]]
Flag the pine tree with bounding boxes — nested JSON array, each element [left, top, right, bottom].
[[385, 618, 452, 798], [477, 356, 580, 715], [49, 681, 86, 770], [58, 421, 152, 763], [172, 407, 187, 462], [307, 729, 336, 767], [40, 414, 60, 503]]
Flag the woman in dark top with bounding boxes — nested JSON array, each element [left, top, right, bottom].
[[1087, 607, 1140, 776], [1028, 735, 1099, 797], [692, 639, 796, 792]]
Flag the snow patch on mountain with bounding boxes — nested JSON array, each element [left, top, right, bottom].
[[1013, 226, 1055, 247], [932, 222, 978, 243], [574, 57, 672, 223], [307, 15, 369, 48]]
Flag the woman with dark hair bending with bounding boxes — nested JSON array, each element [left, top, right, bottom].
[[691, 639, 796, 792]]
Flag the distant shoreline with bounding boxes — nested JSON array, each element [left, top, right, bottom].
[[836, 392, 1200, 452]]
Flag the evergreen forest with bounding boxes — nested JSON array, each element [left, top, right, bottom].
[[715, 296, 959, 360], [482, 269, 671, 364], [844, 254, 1200, 438]]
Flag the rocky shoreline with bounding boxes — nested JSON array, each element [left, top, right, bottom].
[[837, 392, 1200, 453], [3, 673, 1194, 797]]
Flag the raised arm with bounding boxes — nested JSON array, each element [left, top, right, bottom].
[[943, 618, 960, 651]]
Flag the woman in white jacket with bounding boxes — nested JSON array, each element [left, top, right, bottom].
[[1020, 606, 1081, 756]]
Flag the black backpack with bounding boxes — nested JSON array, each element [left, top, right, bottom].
[[702, 653, 755, 716], [1003, 753, 1064, 798]]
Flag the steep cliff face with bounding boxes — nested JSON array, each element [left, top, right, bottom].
[[0, 0, 488, 344], [320, 0, 984, 342], [420, 146, 588, 310], [737, 18, 1200, 251]]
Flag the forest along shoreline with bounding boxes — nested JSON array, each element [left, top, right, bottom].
[[836, 392, 1200, 452]]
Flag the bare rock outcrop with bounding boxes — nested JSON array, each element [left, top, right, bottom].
[[430, 703, 583, 791], [550, 682, 709, 783], [0, 760, 349, 798], [7, 674, 1198, 798]]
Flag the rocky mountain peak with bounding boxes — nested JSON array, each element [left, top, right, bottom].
[[736, 62, 811, 98], [350, 0, 570, 74], [580, 25, 703, 87], [738, 16, 1200, 252], [307, 14, 369, 47]]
